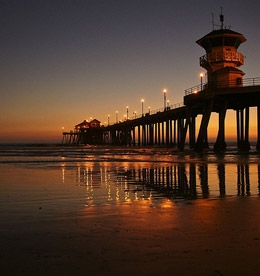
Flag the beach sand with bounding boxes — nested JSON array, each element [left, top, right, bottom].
[[1, 197, 260, 276]]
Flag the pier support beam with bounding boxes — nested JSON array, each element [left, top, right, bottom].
[[137, 125, 141, 146], [149, 123, 154, 145], [154, 123, 158, 145], [236, 107, 250, 151], [158, 123, 161, 145], [195, 100, 213, 151], [214, 101, 227, 152], [142, 125, 146, 146], [169, 120, 173, 146], [181, 109, 197, 150], [162, 122, 165, 145], [132, 127, 136, 146], [189, 116, 196, 149], [173, 120, 177, 147], [179, 107, 192, 151], [177, 118, 184, 149], [256, 106, 260, 151], [166, 120, 170, 147]]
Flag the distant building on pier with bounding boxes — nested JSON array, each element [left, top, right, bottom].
[[75, 119, 101, 130], [62, 119, 103, 145]]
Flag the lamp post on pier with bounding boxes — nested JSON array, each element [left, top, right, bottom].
[[141, 99, 144, 116], [126, 106, 129, 120], [163, 88, 167, 110], [200, 73, 204, 91], [116, 111, 118, 123]]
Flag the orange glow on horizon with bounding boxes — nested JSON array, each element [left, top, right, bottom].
[[0, 106, 258, 144]]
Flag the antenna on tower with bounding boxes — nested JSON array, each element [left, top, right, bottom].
[[211, 12, 215, 30], [220, 7, 224, 29], [211, 8, 229, 30]]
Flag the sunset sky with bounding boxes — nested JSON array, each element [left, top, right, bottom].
[[1, 0, 259, 143]]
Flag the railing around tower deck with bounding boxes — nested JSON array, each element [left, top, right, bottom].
[[184, 77, 260, 96], [200, 50, 244, 66]]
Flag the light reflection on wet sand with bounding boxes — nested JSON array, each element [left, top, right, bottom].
[[1, 159, 260, 220], [60, 161, 260, 205], [1, 146, 260, 275]]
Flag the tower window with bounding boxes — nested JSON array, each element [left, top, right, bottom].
[[236, 78, 242, 85]]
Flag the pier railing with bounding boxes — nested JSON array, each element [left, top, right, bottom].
[[185, 77, 260, 96], [129, 102, 184, 120]]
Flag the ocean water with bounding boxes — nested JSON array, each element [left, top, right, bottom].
[[1, 143, 260, 217]]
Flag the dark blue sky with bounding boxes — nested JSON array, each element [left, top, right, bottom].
[[1, 0, 259, 142]]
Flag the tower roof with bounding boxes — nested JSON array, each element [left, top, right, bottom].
[[196, 29, 246, 52]]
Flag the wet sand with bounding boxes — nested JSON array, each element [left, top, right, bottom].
[[1, 197, 260, 276]]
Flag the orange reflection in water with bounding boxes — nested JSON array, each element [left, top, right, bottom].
[[59, 160, 260, 211]]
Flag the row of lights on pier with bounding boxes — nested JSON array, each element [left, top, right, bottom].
[[108, 72, 206, 125], [107, 88, 172, 125], [94, 73, 206, 126]]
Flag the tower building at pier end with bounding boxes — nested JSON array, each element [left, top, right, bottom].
[[197, 24, 246, 88]]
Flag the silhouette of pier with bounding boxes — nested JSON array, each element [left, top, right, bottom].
[[63, 15, 260, 152], [102, 18, 260, 152], [103, 77, 260, 152]]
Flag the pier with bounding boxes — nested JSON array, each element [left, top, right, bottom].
[[63, 18, 260, 152], [102, 76, 260, 152]]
